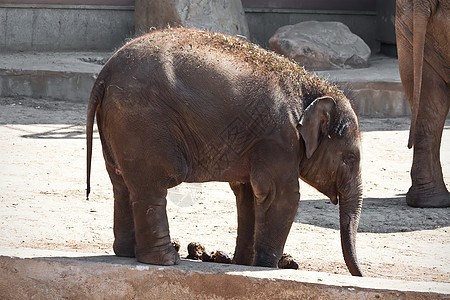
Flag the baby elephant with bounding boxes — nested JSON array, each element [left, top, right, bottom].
[[86, 28, 363, 276]]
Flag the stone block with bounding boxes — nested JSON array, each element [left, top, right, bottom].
[[84, 10, 133, 50], [58, 10, 90, 50], [0, 9, 6, 51], [269, 21, 371, 70], [32, 9, 61, 51], [5, 8, 33, 50], [0, 6, 134, 51]]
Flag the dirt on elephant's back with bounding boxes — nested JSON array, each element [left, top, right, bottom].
[[125, 27, 344, 104]]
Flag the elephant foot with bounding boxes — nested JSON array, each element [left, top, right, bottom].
[[113, 239, 135, 258], [136, 243, 181, 266], [253, 250, 280, 268], [406, 186, 450, 208], [232, 251, 254, 266]]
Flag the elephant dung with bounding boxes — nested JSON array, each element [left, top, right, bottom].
[[171, 239, 181, 253], [186, 242, 205, 260], [212, 251, 232, 264], [201, 250, 215, 262], [278, 253, 299, 269], [201, 250, 233, 264]]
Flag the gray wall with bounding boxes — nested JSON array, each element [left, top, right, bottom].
[[0, 4, 379, 52], [0, 4, 134, 51]]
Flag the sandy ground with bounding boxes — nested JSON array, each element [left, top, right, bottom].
[[0, 96, 449, 283]]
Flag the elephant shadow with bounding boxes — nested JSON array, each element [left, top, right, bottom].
[[20, 125, 87, 139], [295, 196, 450, 233]]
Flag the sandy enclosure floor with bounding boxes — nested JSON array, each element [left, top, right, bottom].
[[0, 96, 449, 282]]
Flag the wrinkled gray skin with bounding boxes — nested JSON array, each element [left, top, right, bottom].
[[86, 28, 363, 276], [396, 0, 450, 207]]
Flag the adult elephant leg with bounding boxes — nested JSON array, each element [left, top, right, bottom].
[[407, 62, 450, 208], [230, 181, 255, 265], [105, 163, 135, 257]]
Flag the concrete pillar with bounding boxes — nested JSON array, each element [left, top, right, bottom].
[[135, 0, 250, 38]]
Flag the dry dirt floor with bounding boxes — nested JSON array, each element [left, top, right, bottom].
[[0, 96, 449, 283]]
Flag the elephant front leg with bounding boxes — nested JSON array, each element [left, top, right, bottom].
[[249, 157, 300, 267], [106, 163, 135, 257], [230, 181, 255, 265], [252, 180, 300, 267]]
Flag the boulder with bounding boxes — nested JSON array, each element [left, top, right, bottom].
[[135, 0, 250, 38], [268, 21, 371, 70]]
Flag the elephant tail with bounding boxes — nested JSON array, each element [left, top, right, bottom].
[[86, 78, 105, 200], [408, 0, 435, 149]]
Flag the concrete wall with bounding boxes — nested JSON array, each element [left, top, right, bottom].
[[3, 0, 134, 4], [1, 4, 379, 52], [241, 0, 376, 11], [0, 4, 134, 51]]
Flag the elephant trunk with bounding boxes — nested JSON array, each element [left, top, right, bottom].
[[339, 193, 363, 276]]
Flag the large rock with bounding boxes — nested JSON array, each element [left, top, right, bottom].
[[269, 21, 371, 70], [135, 0, 250, 38]]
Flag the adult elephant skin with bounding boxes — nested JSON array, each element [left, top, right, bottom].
[[86, 28, 364, 276], [396, 0, 450, 207]]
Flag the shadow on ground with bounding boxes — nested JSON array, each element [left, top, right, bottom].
[[296, 196, 450, 233], [20, 125, 87, 139]]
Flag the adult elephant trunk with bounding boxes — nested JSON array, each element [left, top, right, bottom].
[[407, 0, 435, 149], [339, 194, 363, 276]]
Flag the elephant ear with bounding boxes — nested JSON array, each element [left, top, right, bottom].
[[298, 96, 336, 159]]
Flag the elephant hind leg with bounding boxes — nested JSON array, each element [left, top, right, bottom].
[[407, 136, 450, 208], [407, 187, 450, 208], [107, 156, 182, 265], [120, 161, 181, 266], [105, 163, 136, 257], [230, 181, 255, 265], [130, 186, 180, 265], [406, 63, 450, 208]]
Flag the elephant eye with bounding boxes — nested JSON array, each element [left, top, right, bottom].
[[343, 152, 356, 165]]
